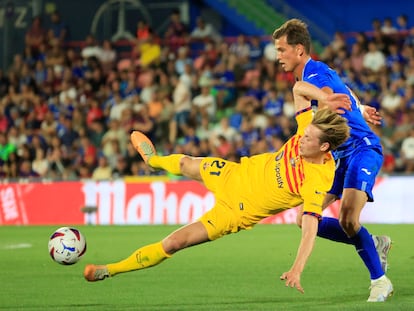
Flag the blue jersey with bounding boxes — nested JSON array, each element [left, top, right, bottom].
[[302, 59, 382, 159]]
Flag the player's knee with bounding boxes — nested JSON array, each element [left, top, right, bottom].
[[296, 215, 302, 228], [179, 156, 192, 174], [338, 217, 358, 235], [163, 236, 186, 254], [180, 156, 202, 181]]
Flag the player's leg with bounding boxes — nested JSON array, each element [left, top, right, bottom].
[[317, 192, 355, 244], [130, 130, 202, 178], [340, 188, 393, 302], [84, 221, 209, 282], [341, 148, 393, 301], [317, 156, 391, 256], [339, 149, 384, 279], [316, 160, 355, 244]]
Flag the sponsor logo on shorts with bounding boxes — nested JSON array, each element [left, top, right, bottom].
[[361, 168, 372, 175], [207, 219, 215, 228], [307, 73, 318, 79]]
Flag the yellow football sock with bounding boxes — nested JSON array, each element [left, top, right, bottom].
[[148, 154, 184, 175], [107, 241, 171, 276]]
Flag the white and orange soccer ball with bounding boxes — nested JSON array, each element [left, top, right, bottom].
[[48, 227, 87, 265]]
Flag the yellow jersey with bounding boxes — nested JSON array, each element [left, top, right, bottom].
[[225, 109, 335, 227]]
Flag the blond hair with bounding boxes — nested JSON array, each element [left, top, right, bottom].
[[272, 19, 311, 54], [311, 109, 350, 151]]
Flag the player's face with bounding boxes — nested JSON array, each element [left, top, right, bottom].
[[274, 35, 301, 72], [299, 124, 325, 159]]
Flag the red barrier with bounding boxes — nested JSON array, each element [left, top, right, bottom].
[[0, 179, 304, 226], [0, 176, 412, 225]]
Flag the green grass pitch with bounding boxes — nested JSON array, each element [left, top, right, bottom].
[[0, 224, 413, 310]]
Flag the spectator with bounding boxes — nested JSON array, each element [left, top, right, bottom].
[[130, 105, 156, 140], [210, 117, 239, 147], [7, 126, 27, 151], [262, 87, 284, 117], [381, 81, 403, 114], [25, 16, 47, 52], [112, 155, 130, 178], [22, 45, 37, 69], [174, 46, 192, 76], [0, 106, 9, 133], [192, 85, 216, 121], [164, 9, 188, 48], [400, 126, 414, 172], [2, 11, 414, 178], [363, 41, 386, 74], [19, 159, 40, 178], [78, 136, 97, 169], [34, 60, 47, 86], [98, 40, 117, 73], [58, 115, 79, 149], [81, 34, 103, 60], [386, 43, 405, 68], [135, 20, 151, 43], [404, 27, 414, 47], [0, 132, 16, 162], [190, 17, 220, 42], [169, 76, 191, 144], [396, 14, 409, 32], [350, 43, 365, 74], [0, 69, 9, 97], [381, 17, 398, 35], [195, 116, 213, 141], [48, 10, 69, 44], [32, 147, 49, 177], [92, 155, 112, 180], [101, 119, 127, 158], [229, 34, 250, 67]]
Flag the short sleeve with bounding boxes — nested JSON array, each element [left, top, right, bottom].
[[295, 108, 313, 136]]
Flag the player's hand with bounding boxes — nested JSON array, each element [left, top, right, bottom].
[[280, 270, 304, 294], [323, 93, 351, 114], [362, 105, 382, 125]]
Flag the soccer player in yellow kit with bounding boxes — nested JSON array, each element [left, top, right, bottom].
[[84, 82, 350, 294]]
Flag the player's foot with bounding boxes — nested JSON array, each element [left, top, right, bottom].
[[373, 235, 392, 272], [130, 131, 156, 165], [84, 264, 110, 282], [367, 276, 393, 302]]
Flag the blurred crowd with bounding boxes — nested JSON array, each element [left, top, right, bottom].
[[1, 9, 414, 181]]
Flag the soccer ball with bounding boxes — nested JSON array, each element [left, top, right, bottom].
[[48, 227, 87, 265]]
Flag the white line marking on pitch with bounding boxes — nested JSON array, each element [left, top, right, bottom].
[[1, 243, 33, 250]]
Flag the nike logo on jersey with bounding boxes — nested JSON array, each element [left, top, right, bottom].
[[207, 220, 215, 228], [314, 190, 325, 195], [307, 73, 318, 79], [361, 168, 372, 175]]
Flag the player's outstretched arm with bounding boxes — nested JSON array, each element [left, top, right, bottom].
[[280, 214, 318, 293], [293, 81, 351, 113]]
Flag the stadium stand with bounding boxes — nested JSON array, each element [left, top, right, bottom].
[[1, 4, 414, 182]]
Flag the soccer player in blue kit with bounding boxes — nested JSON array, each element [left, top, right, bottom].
[[273, 19, 393, 302]]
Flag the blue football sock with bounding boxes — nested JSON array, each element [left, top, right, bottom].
[[351, 226, 384, 280], [317, 217, 352, 244]]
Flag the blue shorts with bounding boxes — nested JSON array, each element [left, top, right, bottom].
[[329, 147, 383, 202], [174, 110, 190, 125]]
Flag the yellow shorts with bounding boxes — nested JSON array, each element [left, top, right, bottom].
[[198, 157, 254, 240]]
